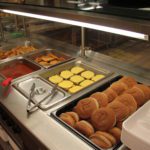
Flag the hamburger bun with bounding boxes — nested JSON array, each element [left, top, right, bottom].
[[90, 92, 108, 107], [59, 113, 75, 127], [75, 97, 99, 119], [95, 131, 117, 145], [104, 88, 118, 102], [135, 84, 150, 101], [66, 112, 79, 123], [108, 100, 130, 121], [124, 87, 145, 107], [115, 93, 137, 115], [109, 127, 121, 142], [91, 107, 116, 131], [75, 120, 94, 137], [119, 76, 137, 88], [90, 133, 112, 149], [110, 82, 128, 95]]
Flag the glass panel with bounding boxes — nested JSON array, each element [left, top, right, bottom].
[[0, 13, 149, 78], [1, 0, 150, 20]]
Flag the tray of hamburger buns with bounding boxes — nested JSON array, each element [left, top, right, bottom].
[[40, 58, 112, 94], [25, 49, 74, 69], [51, 75, 150, 150]]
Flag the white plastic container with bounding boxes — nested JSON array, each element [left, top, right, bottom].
[[121, 101, 150, 150]]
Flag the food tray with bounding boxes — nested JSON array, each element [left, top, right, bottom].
[[0, 38, 45, 62], [40, 59, 112, 94], [51, 76, 122, 150], [26, 49, 74, 69], [121, 101, 150, 150], [14, 77, 70, 110], [0, 57, 41, 79]]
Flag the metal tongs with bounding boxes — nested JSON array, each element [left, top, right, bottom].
[[26, 82, 36, 111], [27, 85, 57, 113]]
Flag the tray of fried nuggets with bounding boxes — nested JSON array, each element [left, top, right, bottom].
[[26, 49, 74, 69], [0, 45, 38, 61], [51, 75, 150, 150], [0, 37, 47, 61], [40, 59, 112, 94]]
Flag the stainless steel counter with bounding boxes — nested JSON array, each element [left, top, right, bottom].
[[0, 35, 149, 150]]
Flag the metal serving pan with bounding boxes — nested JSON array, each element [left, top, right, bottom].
[[0, 57, 41, 80], [40, 58, 113, 94], [25, 49, 74, 69], [14, 76, 70, 110], [51, 76, 122, 150], [0, 38, 46, 62]]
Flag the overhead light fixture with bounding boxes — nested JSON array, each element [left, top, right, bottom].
[[67, 0, 82, 4], [80, 5, 103, 10], [80, 6, 95, 10], [1, 9, 148, 40]]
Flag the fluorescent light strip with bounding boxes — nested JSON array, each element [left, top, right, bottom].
[[1, 9, 148, 40]]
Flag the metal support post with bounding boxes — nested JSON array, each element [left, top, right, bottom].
[[0, 18, 5, 41], [22, 16, 27, 37], [14, 15, 19, 31], [22, 16, 31, 43], [80, 27, 86, 57]]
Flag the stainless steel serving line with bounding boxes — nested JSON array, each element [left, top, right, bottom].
[[0, 35, 149, 150]]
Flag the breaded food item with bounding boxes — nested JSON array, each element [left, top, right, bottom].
[[92, 74, 105, 82], [81, 71, 95, 79], [49, 75, 63, 84], [71, 66, 85, 74], [90, 92, 108, 107], [39, 61, 49, 66], [59, 113, 75, 127], [70, 75, 84, 84], [135, 84, 150, 101], [91, 107, 116, 131], [58, 80, 74, 90], [95, 131, 116, 145], [50, 60, 60, 65], [119, 76, 137, 88], [80, 80, 94, 87], [41, 56, 54, 62], [110, 82, 128, 95], [66, 112, 79, 123], [35, 57, 42, 63], [90, 132, 112, 149], [109, 127, 121, 142], [34, 53, 66, 66], [124, 87, 145, 107], [74, 97, 99, 119], [75, 120, 94, 137], [108, 101, 129, 121], [47, 53, 59, 59], [60, 70, 73, 79], [104, 88, 118, 102], [59, 57, 66, 61], [68, 86, 83, 94], [115, 93, 137, 115]]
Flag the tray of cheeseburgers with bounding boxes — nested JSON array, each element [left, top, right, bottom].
[[51, 76, 150, 150]]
